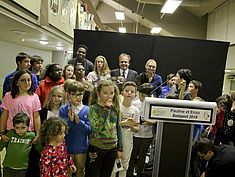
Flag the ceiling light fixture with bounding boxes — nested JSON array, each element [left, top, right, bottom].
[[119, 27, 126, 33], [11, 30, 26, 36], [67, 50, 73, 54], [39, 40, 48, 45], [56, 46, 63, 50], [151, 27, 162, 34], [161, 0, 182, 14], [115, 11, 125, 20]]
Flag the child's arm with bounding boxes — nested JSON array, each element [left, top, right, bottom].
[[0, 131, 10, 150], [68, 154, 76, 173], [117, 117, 123, 158], [76, 109, 92, 135], [129, 118, 139, 133], [32, 111, 41, 144], [130, 109, 140, 133], [0, 109, 10, 143]]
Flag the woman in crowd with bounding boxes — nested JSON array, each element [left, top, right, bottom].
[[86, 55, 111, 86], [144, 59, 162, 97]]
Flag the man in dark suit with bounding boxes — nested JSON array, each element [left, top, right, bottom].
[[68, 44, 93, 76], [111, 53, 138, 82]]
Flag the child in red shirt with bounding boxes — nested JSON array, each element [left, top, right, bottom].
[[39, 116, 76, 177]]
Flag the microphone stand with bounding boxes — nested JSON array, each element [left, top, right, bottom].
[[150, 75, 175, 96]]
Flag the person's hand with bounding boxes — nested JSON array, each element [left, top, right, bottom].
[[31, 135, 40, 144], [117, 150, 123, 158], [1, 135, 9, 143], [127, 117, 137, 127], [143, 119, 157, 125], [179, 79, 186, 91], [74, 114, 80, 124], [70, 164, 77, 173], [231, 101, 235, 113], [200, 172, 205, 177], [68, 107, 75, 122], [105, 99, 113, 108]]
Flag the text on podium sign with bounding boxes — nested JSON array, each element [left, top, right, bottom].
[[144, 98, 217, 125]]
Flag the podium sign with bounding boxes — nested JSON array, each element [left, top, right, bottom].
[[143, 97, 217, 177], [144, 98, 217, 125]]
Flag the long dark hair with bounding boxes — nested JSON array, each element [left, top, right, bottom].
[[11, 70, 34, 98]]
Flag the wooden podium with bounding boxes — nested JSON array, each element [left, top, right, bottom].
[[143, 98, 217, 177]]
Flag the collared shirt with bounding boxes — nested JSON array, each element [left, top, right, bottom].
[[120, 69, 129, 79]]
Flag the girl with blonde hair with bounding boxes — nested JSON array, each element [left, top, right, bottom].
[[40, 85, 65, 123], [85, 80, 123, 177]]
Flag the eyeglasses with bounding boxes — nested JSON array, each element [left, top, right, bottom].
[[19, 78, 32, 83], [70, 92, 84, 97]]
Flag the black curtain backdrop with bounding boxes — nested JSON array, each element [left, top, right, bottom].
[[73, 29, 229, 101]]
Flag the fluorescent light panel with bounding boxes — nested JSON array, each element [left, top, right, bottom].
[[115, 11, 125, 20], [161, 0, 182, 14], [39, 40, 48, 45], [56, 46, 63, 50], [119, 27, 126, 33], [151, 27, 162, 34]]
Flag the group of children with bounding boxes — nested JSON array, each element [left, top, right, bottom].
[[0, 61, 155, 177]]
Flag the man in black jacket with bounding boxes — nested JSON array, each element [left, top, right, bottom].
[[68, 44, 93, 76], [194, 138, 235, 177]]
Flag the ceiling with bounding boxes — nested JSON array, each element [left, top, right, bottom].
[[0, 0, 227, 51], [85, 0, 227, 38]]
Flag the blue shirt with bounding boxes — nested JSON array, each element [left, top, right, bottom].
[[59, 104, 92, 153], [159, 85, 171, 98], [150, 74, 162, 97]]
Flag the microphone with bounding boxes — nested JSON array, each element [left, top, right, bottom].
[[150, 74, 175, 96]]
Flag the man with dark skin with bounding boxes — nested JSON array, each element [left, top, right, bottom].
[[68, 44, 93, 76]]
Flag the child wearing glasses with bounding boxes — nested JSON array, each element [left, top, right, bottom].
[[0, 70, 41, 144], [59, 81, 92, 177], [0, 113, 35, 177], [0, 70, 41, 177]]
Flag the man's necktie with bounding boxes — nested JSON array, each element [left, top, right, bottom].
[[122, 71, 125, 78]]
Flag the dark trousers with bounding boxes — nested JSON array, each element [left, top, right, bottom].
[[85, 145, 117, 177], [127, 137, 152, 176], [26, 145, 40, 177], [3, 166, 27, 177]]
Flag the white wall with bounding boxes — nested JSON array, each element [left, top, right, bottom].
[[207, 0, 235, 69], [207, 0, 235, 94], [52, 51, 73, 67], [0, 40, 53, 88]]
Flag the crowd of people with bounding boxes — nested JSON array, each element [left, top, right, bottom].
[[0, 44, 235, 177]]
